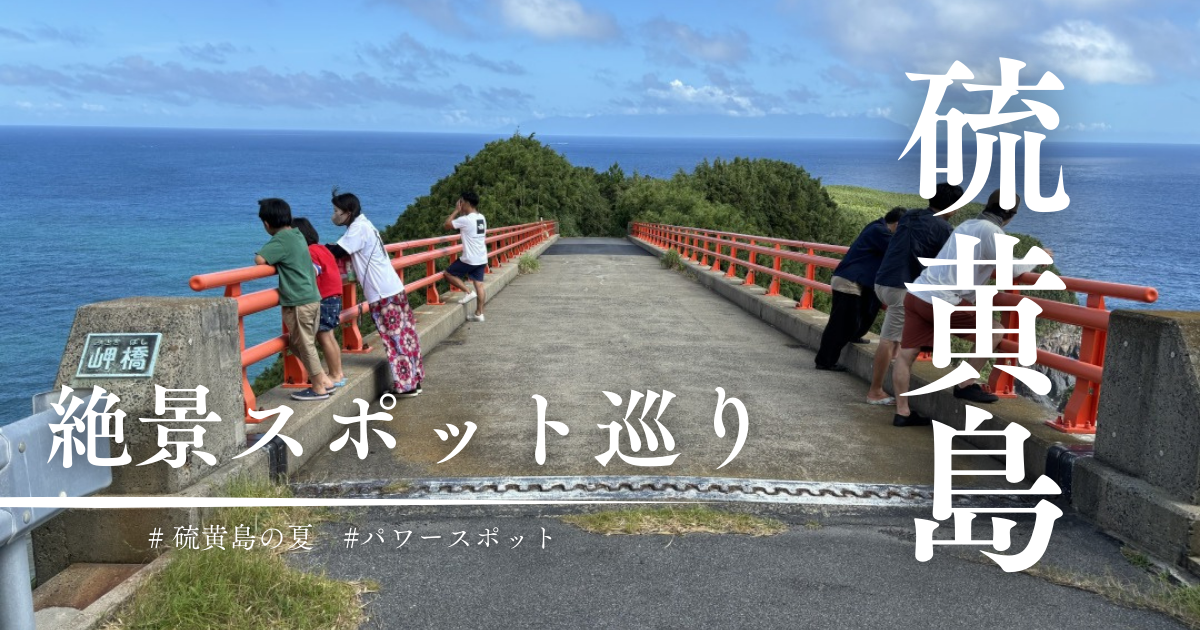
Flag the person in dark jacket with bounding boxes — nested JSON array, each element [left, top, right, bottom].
[[814, 207, 905, 371], [866, 182, 964, 404]]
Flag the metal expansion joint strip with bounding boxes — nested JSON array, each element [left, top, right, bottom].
[[290, 476, 960, 506]]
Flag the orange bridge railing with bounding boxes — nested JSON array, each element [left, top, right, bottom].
[[631, 222, 1158, 435], [191, 220, 557, 422]]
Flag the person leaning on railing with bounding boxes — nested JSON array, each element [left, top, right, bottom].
[[890, 189, 1053, 428], [868, 182, 964, 406], [814, 206, 905, 373], [325, 188, 425, 398], [254, 198, 338, 402]]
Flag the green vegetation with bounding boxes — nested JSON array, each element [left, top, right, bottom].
[[1021, 562, 1200, 629], [382, 133, 621, 241], [660, 248, 687, 272], [561, 505, 786, 536], [517, 253, 541, 274], [1122, 546, 1155, 571], [105, 477, 367, 630]]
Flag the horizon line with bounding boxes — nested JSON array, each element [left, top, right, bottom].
[[1, 123, 1195, 147]]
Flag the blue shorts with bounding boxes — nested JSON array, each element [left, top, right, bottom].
[[446, 259, 487, 282], [318, 296, 342, 332]]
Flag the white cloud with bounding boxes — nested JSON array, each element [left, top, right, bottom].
[[866, 106, 892, 118], [1038, 20, 1152, 83], [497, 0, 619, 41], [0, 57, 454, 109], [643, 19, 750, 66], [379, 0, 473, 35], [15, 100, 33, 109], [81, 102, 105, 111], [647, 78, 763, 117], [1063, 121, 1111, 131]]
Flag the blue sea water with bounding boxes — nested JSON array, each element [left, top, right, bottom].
[[1, 126, 1197, 425]]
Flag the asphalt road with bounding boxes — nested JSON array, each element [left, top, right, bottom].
[[289, 505, 1186, 629]]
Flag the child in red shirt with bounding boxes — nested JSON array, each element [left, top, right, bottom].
[[293, 218, 346, 387]]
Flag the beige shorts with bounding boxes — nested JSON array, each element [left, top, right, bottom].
[[874, 284, 908, 342], [282, 302, 324, 378]]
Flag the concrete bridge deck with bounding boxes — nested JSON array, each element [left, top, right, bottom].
[[297, 237, 993, 487]]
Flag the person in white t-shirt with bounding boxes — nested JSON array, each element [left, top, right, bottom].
[[443, 191, 488, 322], [890, 190, 1053, 427], [327, 189, 424, 398]]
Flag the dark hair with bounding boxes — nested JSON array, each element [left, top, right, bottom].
[[292, 217, 319, 245], [929, 182, 965, 211], [460, 191, 479, 208], [331, 187, 362, 221], [884, 206, 906, 224], [982, 189, 1021, 222], [258, 198, 292, 229]]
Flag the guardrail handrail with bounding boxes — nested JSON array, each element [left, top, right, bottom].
[[191, 219, 558, 421], [631, 221, 1158, 434]]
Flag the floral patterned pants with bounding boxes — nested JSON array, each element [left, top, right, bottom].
[[370, 293, 424, 392]]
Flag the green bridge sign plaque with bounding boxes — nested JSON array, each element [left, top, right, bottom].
[[75, 333, 162, 378]]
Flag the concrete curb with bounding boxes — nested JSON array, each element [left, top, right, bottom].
[[1072, 456, 1200, 567], [627, 235, 1091, 481], [34, 553, 172, 630]]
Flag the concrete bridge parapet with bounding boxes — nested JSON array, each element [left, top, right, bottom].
[[1073, 311, 1200, 567]]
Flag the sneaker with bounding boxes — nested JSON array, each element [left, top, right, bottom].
[[954, 383, 999, 404], [291, 387, 331, 401], [329, 378, 347, 390], [866, 396, 895, 406], [893, 411, 932, 427], [467, 313, 485, 322], [814, 363, 848, 372], [460, 291, 477, 303]]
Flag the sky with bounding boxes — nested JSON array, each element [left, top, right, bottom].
[[2, 0, 1199, 142]]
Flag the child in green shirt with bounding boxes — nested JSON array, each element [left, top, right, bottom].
[[255, 198, 336, 401]]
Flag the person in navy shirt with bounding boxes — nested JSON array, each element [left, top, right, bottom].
[[814, 206, 904, 371], [867, 182, 964, 405]]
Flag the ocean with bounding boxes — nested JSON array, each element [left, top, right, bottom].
[[1, 126, 1197, 425]]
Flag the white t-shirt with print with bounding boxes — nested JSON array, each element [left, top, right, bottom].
[[337, 215, 403, 304], [451, 211, 488, 266], [908, 217, 1040, 305]]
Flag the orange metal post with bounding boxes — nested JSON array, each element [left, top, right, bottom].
[[1048, 294, 1106, 434], [765, 244, 782, 296], [743, 239, 757, 286], [280, 318, 309, 389], [986, 289, 1019, 398], [725, 241, 739, 278], [225, 282, 257, 420], [340, 278, 369, 353], [710, 234, 723, 272], [798, 247, 815, 309], [425, 243, 444, 305]]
